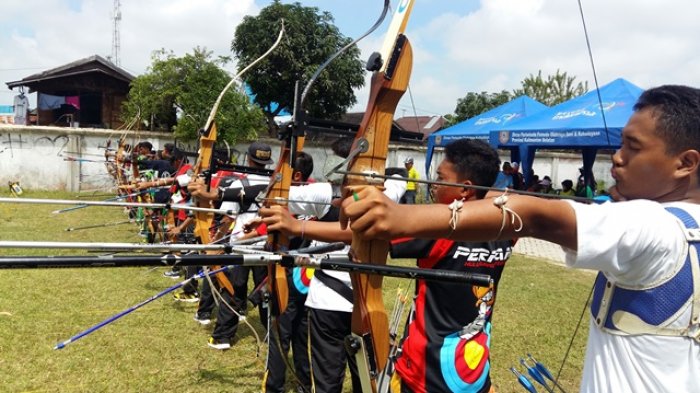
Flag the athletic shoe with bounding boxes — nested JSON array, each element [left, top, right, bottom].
[[163, 269, 181, 279], [194, 312, 212, 326], [173, 291, 199, 303], [208, 337, 231, 350]]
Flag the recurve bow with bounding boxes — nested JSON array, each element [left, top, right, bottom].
[[191, 24, 286, 297], [343, 1, 415, 391], [264, 0, 392, 318], [263, 82, 306, 317]]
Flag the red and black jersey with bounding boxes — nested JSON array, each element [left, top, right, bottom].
[[169, 164, 193, 221], [392, 237, 514, 393]]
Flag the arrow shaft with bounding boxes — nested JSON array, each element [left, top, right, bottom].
[[54, 265, 231, 349]]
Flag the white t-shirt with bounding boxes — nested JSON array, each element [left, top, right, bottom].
[[295, 178, 406, 313], [220, 173, 269, 241], [564, 199, 700, 393], [286, 182, 352, 312], [289, 182, 332, 219]]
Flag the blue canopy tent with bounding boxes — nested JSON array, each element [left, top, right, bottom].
[[489, 78, 644, 186], [425, 96, 548, 177]]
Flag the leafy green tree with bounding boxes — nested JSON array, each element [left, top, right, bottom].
[[445, 90, 512, 126], [231, 0, 365, 133], [445, 70, 588, 126], [513, 69, 588, 106], [122, 47, 266, 144]]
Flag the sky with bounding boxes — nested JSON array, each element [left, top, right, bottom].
[[1, 0, 700, 119]]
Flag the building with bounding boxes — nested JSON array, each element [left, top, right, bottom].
[[305, 112, 424, 144], [395, 115, 446, 141], [6, 55, 134, 129]]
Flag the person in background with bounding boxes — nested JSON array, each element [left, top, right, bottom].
[[134, 141, 154, 160], [560, 179, 576, 197], [540, 176, 557, 195], [402, 157, 420, 204], [493, 161, 513, 189], [511, 161, 524, 190], [157, 143, 174, 160], [576, 167, 597, 198]]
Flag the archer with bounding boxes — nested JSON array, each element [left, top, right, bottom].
[[341, 85, 700, 393]]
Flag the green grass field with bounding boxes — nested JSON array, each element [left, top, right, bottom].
[[0, 190, 593, 392]]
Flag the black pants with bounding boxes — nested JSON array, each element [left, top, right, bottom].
[[178, 227, 199, 295], [308, 308, 361, 393], [234, 265, 269, 327], [211, 265, 268, 340], [197, 273, 216, 316], [402, 190, 416, 204], [182, 265, 200, 295], [264, 294, 311, 393]]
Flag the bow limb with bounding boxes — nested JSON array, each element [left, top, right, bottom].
[[203, 22, 285, 132], [264, 110, 304, 316], [191, 22, 285, 296], [344, 1, 415, 392]]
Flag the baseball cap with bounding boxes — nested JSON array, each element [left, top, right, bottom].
[[404, 157, 414, 164], [247, 142, 274, 165]]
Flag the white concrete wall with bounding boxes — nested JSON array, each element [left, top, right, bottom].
[[0, 125, 172, 192], [0, 124, 614, 193]]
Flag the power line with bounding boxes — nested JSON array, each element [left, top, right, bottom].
[[396, 104, 448, 117]]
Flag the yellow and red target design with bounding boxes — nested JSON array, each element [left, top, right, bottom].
[[440, 322, 492, 392], [292, 266, 314, 295]]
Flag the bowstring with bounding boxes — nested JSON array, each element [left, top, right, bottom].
[[554, 0, 607, 384]]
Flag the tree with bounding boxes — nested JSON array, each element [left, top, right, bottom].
[[513, 69, 588, 106], [122, 47, 266, 144], [445, 90, 512, 126], [231, 0, 365, 133]]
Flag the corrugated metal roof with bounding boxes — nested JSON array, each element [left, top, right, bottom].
[[6, 54, 134, 89]]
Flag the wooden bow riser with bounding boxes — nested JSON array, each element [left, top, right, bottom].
[[192, 122, 235, 296], [347, 36, 413, 392], [265, 134, 306, 316]]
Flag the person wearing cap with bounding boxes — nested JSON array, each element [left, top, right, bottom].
[[403, 157, 420, 204], [539, 177, 557, 195], [187, 141, 274, 350], [247, 141, 274, 166]]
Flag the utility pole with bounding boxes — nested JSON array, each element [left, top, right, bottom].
[[111, 0, 122, 66]]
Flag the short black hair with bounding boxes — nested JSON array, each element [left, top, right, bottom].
[[385, 167, 408, 177], [136, 141, 153, 151], [331, 136, 355, 159], [169, 147, 188, 164], [163, 143, 174, 153], [293, 151, 314, 182], [634, 85, 700, 155], [444, 139, 500, 199]]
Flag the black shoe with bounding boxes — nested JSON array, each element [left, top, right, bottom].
[[194, 312, 212, 326]]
